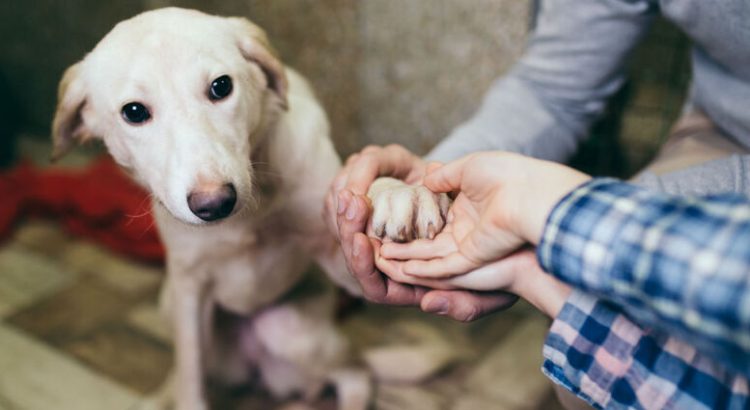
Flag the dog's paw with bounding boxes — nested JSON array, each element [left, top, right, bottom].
[[367, 177, 451, 242]]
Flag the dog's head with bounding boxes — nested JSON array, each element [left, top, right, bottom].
[[52, 8, 288, 224]]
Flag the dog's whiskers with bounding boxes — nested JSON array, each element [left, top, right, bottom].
[[125, 193, 156, 222], [125, 194, 161, 241]]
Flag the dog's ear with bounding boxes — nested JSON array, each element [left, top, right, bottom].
[[51, 62, 93, 161], [228, 18, 288, 110]]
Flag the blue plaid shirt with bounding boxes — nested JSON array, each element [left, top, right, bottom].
[[538, 178, 750, 409]]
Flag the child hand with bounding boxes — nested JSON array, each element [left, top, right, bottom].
[[380, 151, 590, 280]]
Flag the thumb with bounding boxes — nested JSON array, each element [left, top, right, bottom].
[[423, 155, 472, 193]]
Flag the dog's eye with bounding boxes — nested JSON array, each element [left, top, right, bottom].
[[121, 102, 151, 124], [209, 75, 233, 101]]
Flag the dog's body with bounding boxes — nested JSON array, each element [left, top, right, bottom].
[[52, 8, 447, 410], [149, 68, 366, 410]]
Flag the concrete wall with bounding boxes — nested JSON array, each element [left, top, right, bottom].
[[0, 0, 530, 157]]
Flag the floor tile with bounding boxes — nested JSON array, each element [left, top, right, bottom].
[[65, 323, 171, 394], [91, 257, 162, 296], [7, 279, 134, 346], [127, 302, 171, 344], [60, 241, 162, 294], [0, 323, 139, 410], [0, 245, 76, 318], [463, 316, 552, 409], [12, 221, 72, 259]]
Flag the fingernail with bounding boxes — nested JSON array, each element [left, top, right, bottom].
[[337, 190, 350, 215], [353, 241, 361, 257], [424, 297, 449, 315], [345, 197, 358, 220]]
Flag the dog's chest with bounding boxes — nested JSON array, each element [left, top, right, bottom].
[[160, 211, 312, 314], [213, 239, 311, 314]]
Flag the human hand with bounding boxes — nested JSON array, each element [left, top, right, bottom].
[[323, 144, 427, 305], [334, 189, 517, 320], [376, 246, 571, 318], [378, 246, 538, 292], [380, 151, 590, 279], [324, 144, 428, 238]]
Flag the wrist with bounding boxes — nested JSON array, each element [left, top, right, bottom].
[[512, 263, 571, 319], [520, 165, 591, 245]]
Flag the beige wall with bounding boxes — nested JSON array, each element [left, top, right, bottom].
[[1, 0, 530, 157], [359, 0, 529, 155]]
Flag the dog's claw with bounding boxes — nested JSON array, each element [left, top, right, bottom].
[[368, 178, 451, 243], [374, 224, 385, 239], [426, 222, 437, 239], [396, 226, 409, 243]]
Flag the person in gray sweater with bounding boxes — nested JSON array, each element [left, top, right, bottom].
[[327, 0, 750, 320], [325, 0, 749, 407]]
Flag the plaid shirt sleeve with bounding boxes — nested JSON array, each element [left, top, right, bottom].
[[543, 290, 749, 409], [538, 178, 750, 377]]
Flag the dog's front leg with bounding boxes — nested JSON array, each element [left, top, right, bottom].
[[171, 275, 212, 410]]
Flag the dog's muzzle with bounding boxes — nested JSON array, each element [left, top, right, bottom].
[[187, 183, 237, 221]]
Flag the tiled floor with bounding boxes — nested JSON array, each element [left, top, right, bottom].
[[0, 138, 565, 410]]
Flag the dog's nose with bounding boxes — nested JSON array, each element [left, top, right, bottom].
[[187, 183, 237, 221]]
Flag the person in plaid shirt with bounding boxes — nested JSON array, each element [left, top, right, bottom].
[[376, 152, 750, 409]]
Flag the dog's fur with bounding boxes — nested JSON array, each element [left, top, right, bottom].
[[52, 8, 447, 410]]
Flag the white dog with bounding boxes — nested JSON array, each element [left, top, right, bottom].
[[51, 8, 448, 410]]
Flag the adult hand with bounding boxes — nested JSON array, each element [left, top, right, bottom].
[[324, 144, 427, 237], [334, 182, 517, 320], [380, 151, 590, 279], [324, 144, 427, 306]]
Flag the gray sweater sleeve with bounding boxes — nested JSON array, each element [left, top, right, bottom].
[[635, 155, 750, 197], [427, 0, 656, 163]]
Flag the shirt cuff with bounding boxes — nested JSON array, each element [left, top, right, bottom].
[[536, 177, 622, 282], [542, 289, 645, 409]]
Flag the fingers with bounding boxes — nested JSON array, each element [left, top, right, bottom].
[[380, 233, 457, 260], [381, 246, 535, 292], [355, 234, 426, 306], [423, 154, 473, 193], [375, 252, 455, 290], [402, 252, 480, 278], [336, 190, 370, 259], [421, 290, 518, 322], [324, 172, 348, 235], [349, 232, 387, 300], [439, 251, 529, 291], [345, 145, 420, 195]]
